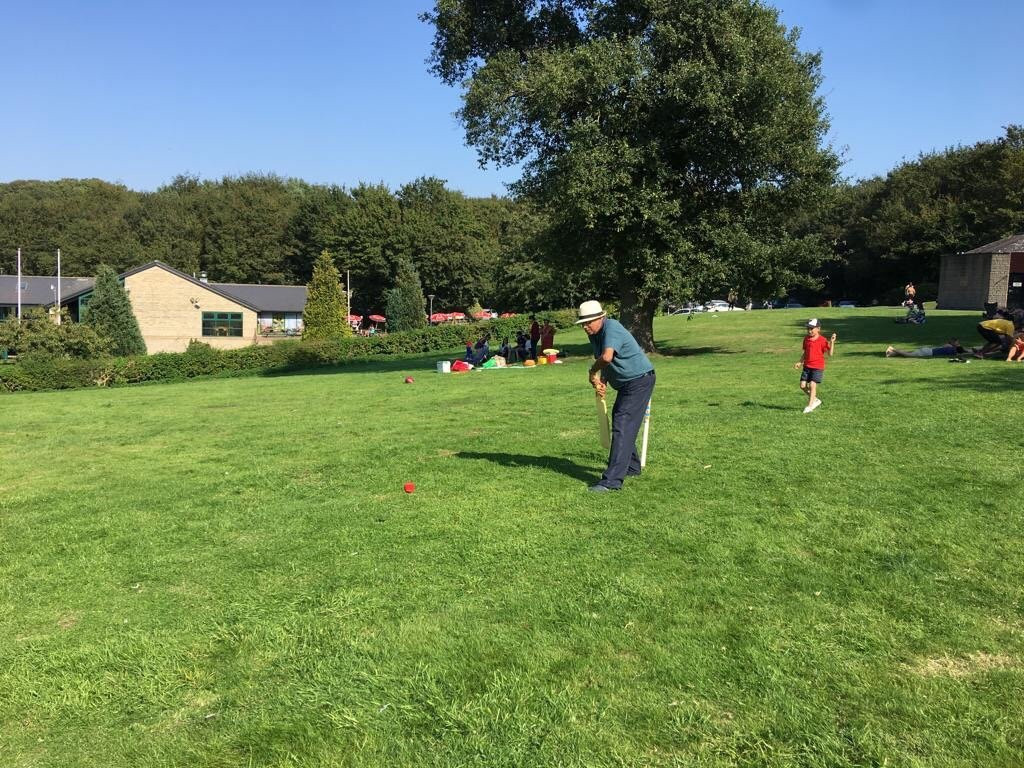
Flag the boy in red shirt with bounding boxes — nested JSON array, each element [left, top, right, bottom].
[[794, 318, 837, 413]]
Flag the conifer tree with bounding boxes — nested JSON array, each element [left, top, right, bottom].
[[385, 260, 427, 332], [303, 250, 351, 339], [84, 265, 146, 355]]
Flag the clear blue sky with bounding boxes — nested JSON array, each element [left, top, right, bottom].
[[2, 0, 1021, 196]]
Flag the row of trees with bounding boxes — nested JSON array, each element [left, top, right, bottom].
[[0, 175, 575, 317], [2, 0, 1021, 349], [818, 125, 1024, 304], [3, 131, 1020, 348]]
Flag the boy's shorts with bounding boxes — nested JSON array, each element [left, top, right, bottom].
[[800, 366, 824, 384]]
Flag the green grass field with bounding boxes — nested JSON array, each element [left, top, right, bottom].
[[2, 308, 1022, 767]]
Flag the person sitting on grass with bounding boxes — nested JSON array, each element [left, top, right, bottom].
[[1006, 331, 1024, 362], [513, 330, 529, 362], [498, 337, 511, 360], [885, 340, 966, 358], [472, 334, 491, 365]]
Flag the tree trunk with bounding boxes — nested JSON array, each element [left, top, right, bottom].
[[619, 277, 658, 353]]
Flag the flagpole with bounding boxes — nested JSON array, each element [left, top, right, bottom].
[[56, 248, 62, 325], [16, 247, 22, 322]]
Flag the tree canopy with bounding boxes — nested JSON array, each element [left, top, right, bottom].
[[424, 0, 840, 348], [820, 125, 1024, 304]]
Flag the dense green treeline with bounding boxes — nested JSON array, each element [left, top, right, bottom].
[[0, 124, 1021, 313], [817, 125, 1024, 304], [0, 174, 572, 315]]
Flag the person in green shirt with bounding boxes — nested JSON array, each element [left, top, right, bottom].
[[578, 300, 655, 492]]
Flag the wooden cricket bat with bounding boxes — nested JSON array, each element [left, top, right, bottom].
[[596, 392, 611, 450], [640, 399, 651, 467]]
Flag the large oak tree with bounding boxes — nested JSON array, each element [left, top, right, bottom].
[[423, 0, 839, 349]]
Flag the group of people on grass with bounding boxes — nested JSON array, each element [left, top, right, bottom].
[[884, 307, 1024, 361], [546, 292, 1022, 494], [462, 315, 558, 367], [975, 309, 1024, 360], [581, 302, 846, 491]]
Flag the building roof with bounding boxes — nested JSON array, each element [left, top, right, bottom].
[[211, 283, 307, 313], [962, 233, 1024, 255], [0, 275, 94, 306], [2, 261, 308, 313], [58, 261, 265, 311]]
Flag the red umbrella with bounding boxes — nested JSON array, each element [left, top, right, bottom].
[[472, 311, 489, 319], [429, 312, 448, 323], [347, 314, 363, 323], [448, 311, 466, 320], [499, 312, 516, 318], [368, 314, 386, 323]]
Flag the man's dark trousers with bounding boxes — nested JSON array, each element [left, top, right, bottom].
[[598, 370, 655, 489]]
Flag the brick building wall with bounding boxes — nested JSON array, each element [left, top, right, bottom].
[[124, 266, 257, 353], [938, 253, 996, 309]]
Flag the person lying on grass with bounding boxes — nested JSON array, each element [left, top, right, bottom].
[[885, 340, 967, 358]]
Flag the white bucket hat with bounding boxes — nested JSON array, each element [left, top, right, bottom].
[[575, 300, 607, 324]]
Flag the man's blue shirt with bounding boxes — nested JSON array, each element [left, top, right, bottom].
[[590, 317, 654, 389]]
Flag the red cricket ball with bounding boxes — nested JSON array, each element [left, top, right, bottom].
[[403, 482, 415, 493], [404, 376, 414, 384]]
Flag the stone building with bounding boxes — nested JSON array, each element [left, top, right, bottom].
[[938, 233, 1024, 310], [1, 261, 308, 353]]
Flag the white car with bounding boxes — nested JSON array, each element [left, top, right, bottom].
[[704, 300, 743, 312], [837, 300, 857, 308], [666, 302, 705, 315]]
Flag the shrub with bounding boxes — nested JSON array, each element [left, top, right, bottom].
[[0, 308, 110, 360], [84, 265, 146, 355], [386, 261, 427, 332], [0, 309, 582, 393], [303, 250, 350, 339]]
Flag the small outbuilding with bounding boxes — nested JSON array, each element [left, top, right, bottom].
[[938, 233, 1024, 310]]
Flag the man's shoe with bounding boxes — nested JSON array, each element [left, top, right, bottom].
[[587, 484, 617, 493], [808, 398, 822, 412]]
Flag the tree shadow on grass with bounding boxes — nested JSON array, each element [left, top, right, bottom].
[[457, 451, 597, 483], [875, 365, 1022, 393], [656, 346, 734, 357], [814, 314, 983, 346], [259, 350, 460, 379]]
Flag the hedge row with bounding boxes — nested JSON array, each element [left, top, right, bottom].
[[0, 312, 582, 393]]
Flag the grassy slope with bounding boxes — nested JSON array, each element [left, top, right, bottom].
[[1, 309, 1021, 767]]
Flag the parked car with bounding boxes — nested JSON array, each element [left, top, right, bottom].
[[784, 301, 804, 309], [837, 300, 857, 308], [704, 300, 744, 312], [666, 302, 705, 315]]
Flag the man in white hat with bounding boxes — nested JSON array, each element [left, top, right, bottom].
[[577, 300, 655, 492]]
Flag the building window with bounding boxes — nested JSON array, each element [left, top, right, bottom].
[[202, 312, 243, 337]]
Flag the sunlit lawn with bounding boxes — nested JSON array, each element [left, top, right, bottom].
[[1, 308, 1021, 767]]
